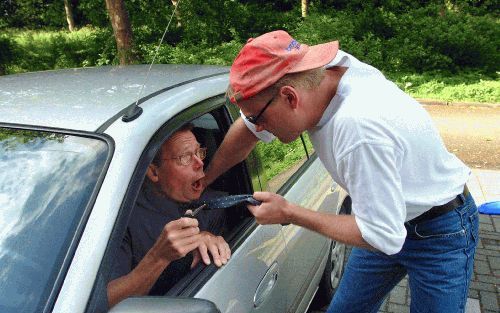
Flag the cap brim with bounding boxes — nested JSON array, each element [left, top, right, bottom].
[[288, 41, 339, 73]]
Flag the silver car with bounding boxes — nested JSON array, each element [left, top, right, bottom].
[[0, 65, 350, 313]]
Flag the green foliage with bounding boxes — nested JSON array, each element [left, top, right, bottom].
[[255, 134, 314, 180], [138, 40, 242, 66], [389, 71, 500, 103], [0, 0, 65, 29], [2, 27, 116, 74], [77, 0, 109, 27], [1, 0, 498, 105], [0, 34, 14, 74], [295, 4, 498, 74]]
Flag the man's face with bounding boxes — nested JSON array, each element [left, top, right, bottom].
[[238, 88, 303, 143], [152, 130, 205, 202]]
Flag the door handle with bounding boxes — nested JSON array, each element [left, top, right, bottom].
[[253, 262, 279, 308]]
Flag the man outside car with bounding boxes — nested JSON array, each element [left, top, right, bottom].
[[204, 30, 478, 313]]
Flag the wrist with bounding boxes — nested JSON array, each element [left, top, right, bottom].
[[146, 246, 172, 268], [284, 201, 297, 224]]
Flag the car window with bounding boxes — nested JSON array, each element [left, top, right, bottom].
[[254, 132, 313, 192], [101, 102, 256, 311], [0, 127, 108, 313]]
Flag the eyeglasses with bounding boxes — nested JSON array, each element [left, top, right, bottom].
[[166, 147, 207, 166], [245, 94, 276, 125]]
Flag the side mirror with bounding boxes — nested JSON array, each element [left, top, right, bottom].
[[109, 297, 221, 313]]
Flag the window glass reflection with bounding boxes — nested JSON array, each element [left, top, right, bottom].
[[0, 128, 108, 313]]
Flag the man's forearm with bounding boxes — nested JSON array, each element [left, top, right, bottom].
[[288, 203, 372, 249], [205, 117, 258, 185], [107, 252, 170, 308]]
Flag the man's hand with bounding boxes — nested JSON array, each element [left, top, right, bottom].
[[247, 192, 292, 225], [191, 231, 231, 268], [150, 217, 201, 264]]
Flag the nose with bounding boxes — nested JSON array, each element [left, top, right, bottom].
[[192, 154, 204, 168]]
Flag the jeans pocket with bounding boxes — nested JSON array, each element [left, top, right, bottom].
[[469, 209, 479, 243], [413, 210, 466, 239]]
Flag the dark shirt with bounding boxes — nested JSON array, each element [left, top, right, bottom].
[[111, 183, 226, 295]]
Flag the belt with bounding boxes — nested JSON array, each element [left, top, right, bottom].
[[409, 185, 470, 224]]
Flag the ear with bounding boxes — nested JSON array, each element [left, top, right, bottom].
[[146, 164, 160, 183], [280, 86, 299, 110]]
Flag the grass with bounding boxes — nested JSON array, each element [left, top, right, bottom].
[[389, 71, 499, 104], [255, 133, 315, 182]]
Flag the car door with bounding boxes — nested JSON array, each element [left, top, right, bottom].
[[250, 132, 340, 312], [183, 99, 290, 312], [89, 95, 291, 313]]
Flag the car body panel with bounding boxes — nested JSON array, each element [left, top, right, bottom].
[[279, 159, 338, 312], [194, 224, 289, 312], [0, 65, 347, 313], [0, 65, 228, 131], [52, 73, 230, 313]]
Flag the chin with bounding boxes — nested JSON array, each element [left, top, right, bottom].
[[277, 133, 299, 144], [189, 191, 203, 201]]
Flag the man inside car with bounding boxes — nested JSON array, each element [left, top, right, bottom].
[[107, 124, 230, 308]]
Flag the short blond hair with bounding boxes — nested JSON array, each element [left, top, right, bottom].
[[226, 67, 326, 103], [271, 67, 326, 93]]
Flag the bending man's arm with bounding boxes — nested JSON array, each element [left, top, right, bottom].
[[249, 192, 373, 250], [204, 117, 258, 186]]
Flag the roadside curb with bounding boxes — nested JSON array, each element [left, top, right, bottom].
[[417, 98, 499, 108]]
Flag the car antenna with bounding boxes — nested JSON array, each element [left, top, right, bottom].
[[122, 0, 182, 122]]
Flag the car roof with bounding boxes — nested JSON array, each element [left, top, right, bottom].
[[0, 64, 229, 132]]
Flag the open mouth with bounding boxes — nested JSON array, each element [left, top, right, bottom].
[[191, 178, 204, 192]]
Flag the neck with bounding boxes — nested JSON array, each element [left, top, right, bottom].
[[307, 66, 347, 128]]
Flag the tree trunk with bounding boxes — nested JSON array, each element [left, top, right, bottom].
[[64, 0, 76, 32], [301, 0, 308, 18], [105, 0, 135, 65], [171, 0, 182, 27]]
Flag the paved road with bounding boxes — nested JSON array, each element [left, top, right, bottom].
[[423, 104, 500, 170]]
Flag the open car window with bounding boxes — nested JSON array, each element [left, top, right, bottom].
[[254, 133, 313, 193], [90, 97, 257, 313]]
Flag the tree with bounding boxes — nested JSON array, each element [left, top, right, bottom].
[[171, 0, 182, 27], [301, 0, 309, 17], [64, 0, 76, 31], [105, 0, 135, 65]]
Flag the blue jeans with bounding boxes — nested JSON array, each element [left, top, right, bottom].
[[326, 194, 479, 313]]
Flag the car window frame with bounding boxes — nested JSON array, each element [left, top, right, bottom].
[[86, 94, 260, 312], [0, 122, 114, 313]]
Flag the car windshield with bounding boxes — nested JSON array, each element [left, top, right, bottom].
[[0, 128, 108, 313]]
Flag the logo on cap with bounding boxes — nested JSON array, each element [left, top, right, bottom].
[[286, 39, 301, 52]]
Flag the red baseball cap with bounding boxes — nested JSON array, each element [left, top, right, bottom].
[[228, 30, 339, 103]]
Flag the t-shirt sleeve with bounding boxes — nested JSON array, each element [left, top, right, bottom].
[[337, 142, 407, 255], [109, 228, 134, 281], [240, 110, 275, 143]]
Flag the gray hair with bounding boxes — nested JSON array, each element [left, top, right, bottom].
[[152, 123, 194, 166]]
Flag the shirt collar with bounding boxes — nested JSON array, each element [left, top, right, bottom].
[[315, 51, 351, 128]]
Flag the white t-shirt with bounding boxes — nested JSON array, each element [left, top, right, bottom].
[[243, 51, 470, 255]]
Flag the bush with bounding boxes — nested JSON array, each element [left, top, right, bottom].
[[293, 5, 498, 74], [3, 27, 116, 74], [384, 5, 499, 73]]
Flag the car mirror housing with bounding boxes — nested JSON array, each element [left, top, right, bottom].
[[108, 297, 221, 313]]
